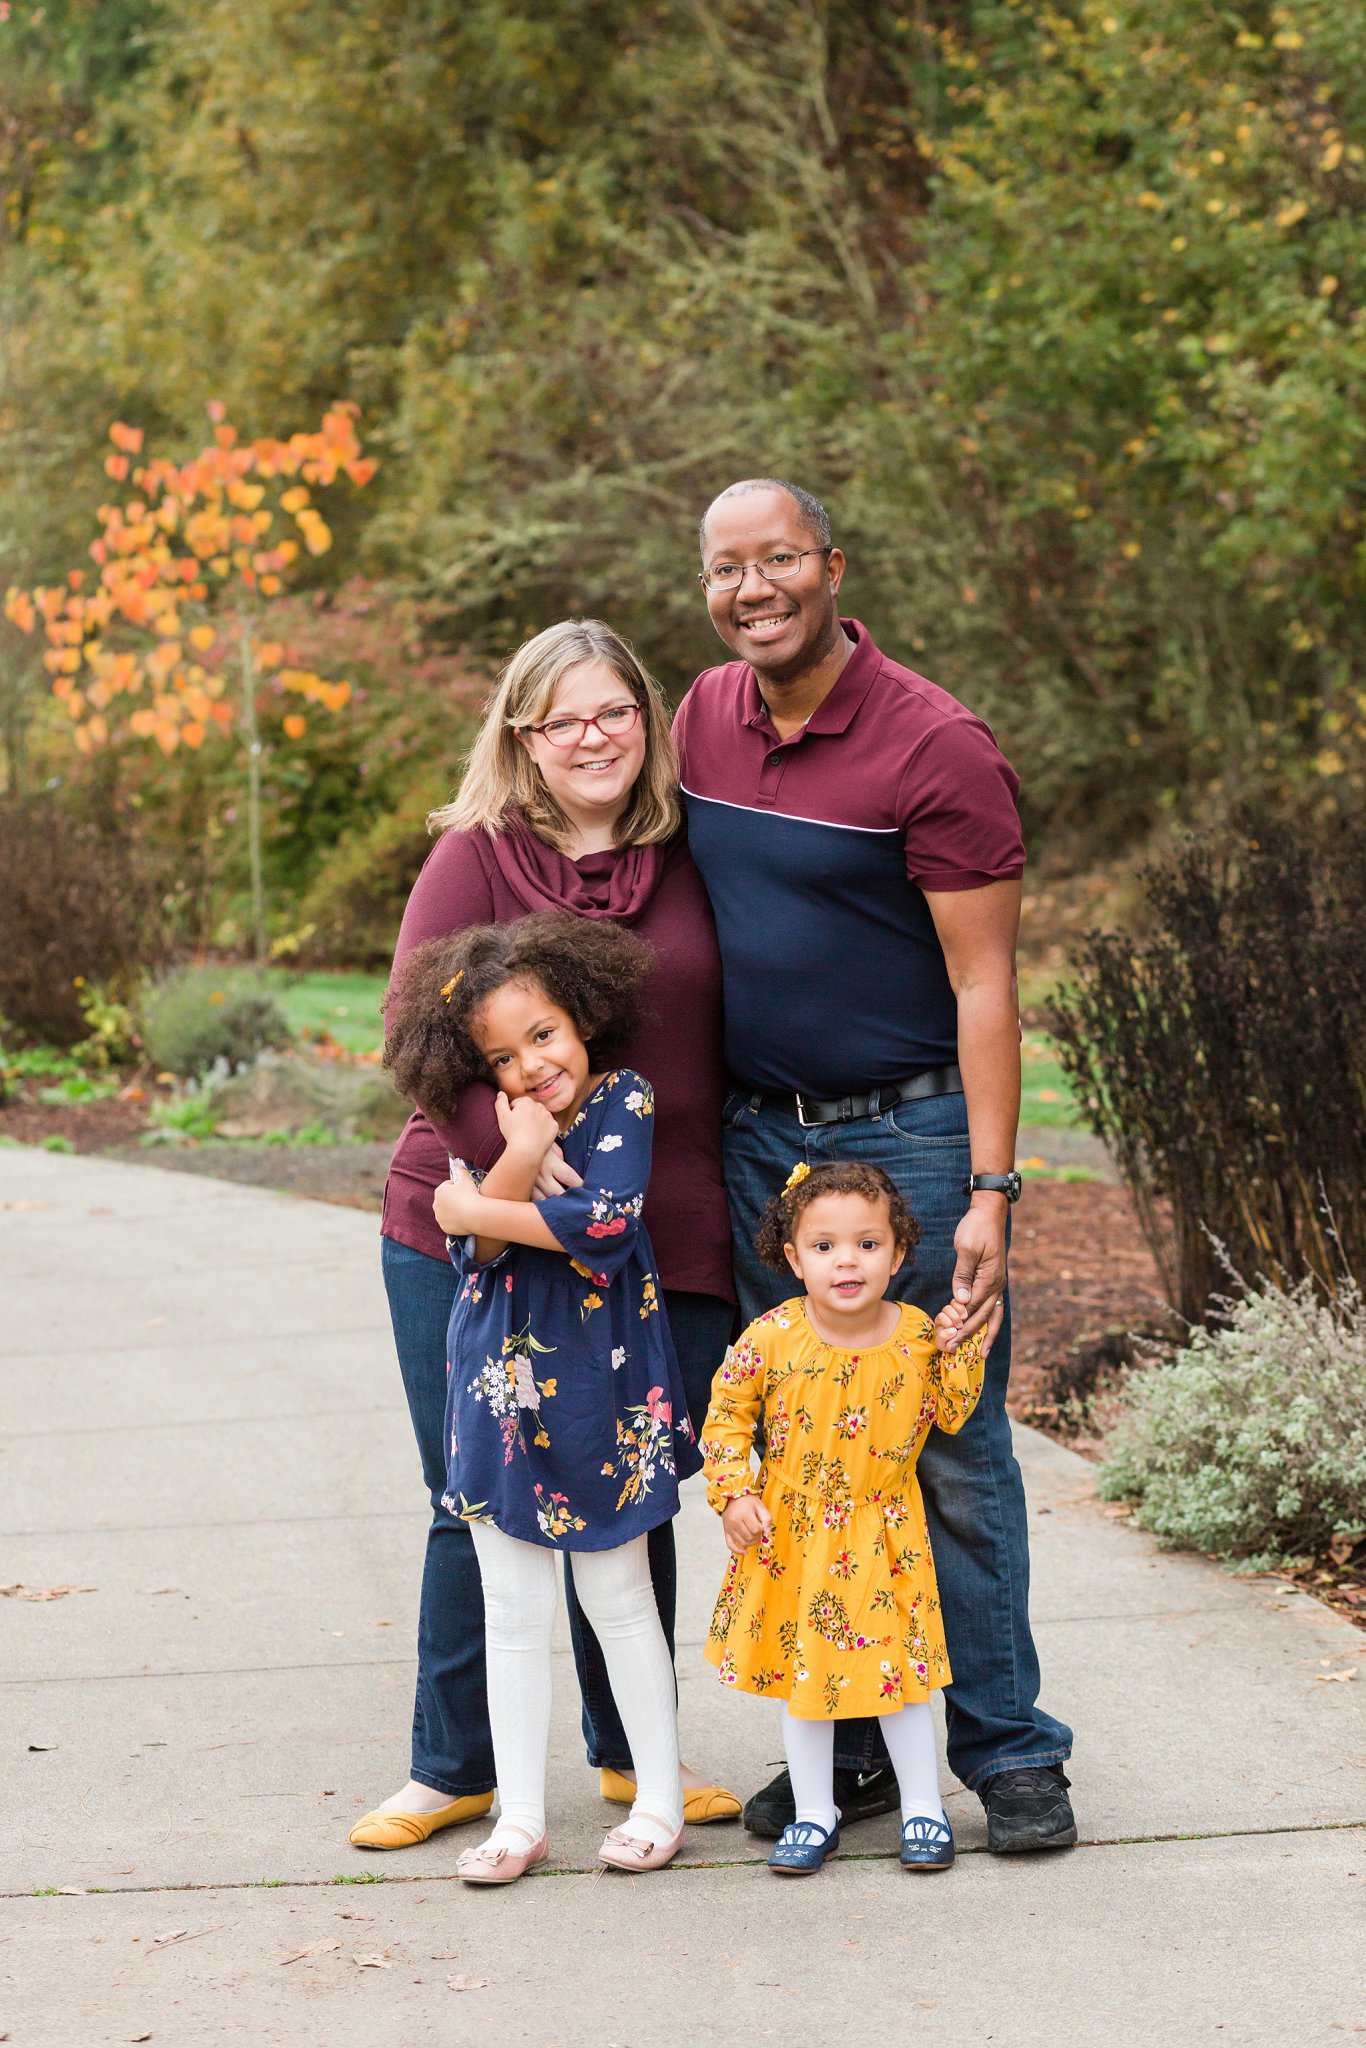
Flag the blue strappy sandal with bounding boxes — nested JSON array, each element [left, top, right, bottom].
[[899, 1812, 955, 1870], [767, 1819, 841, 1876]]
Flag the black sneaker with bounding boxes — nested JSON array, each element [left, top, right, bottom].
[[742, 1764, 899, 1840], [978, 1765, 1077, 1853]]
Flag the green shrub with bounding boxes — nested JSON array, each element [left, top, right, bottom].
[[1099, 1278, 1366, 1571], [143, 967, 293, 1080], [295, 776, 449, 969]]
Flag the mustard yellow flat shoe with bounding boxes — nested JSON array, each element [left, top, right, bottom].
[[348, 1792, 494, 1849], [598, 1768, 741, 1826]]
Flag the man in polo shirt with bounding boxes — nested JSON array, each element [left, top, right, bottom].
[[674, 477, 1075, 1854]]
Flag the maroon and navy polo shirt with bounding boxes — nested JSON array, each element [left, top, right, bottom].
[[672, 618, 1025, 1098]]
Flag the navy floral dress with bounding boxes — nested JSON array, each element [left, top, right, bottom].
[[440, 1069, 702, 1550]]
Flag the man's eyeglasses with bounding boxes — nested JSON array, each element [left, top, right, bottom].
[[520, 701, 642, 749], [699, 547, 831, 593]]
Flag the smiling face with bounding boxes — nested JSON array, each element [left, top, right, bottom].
[[516, 657, 648, 845], [783, 1191, 905, 1324], [700, 484, 845, 684], [471, 977, 593, 1126]]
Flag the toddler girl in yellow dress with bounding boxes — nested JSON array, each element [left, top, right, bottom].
[[700, 1160, 1000, 1876]]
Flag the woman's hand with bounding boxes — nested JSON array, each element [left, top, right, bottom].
[[721, 1493, 773, 1557], [531, 1142, 585, 1201], [433, 1163, 482, 1238], [494, 1090, 560, 1166], [934, 1294, 1004, 1358]]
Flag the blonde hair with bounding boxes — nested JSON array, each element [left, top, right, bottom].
[[430, 619, 680, 851]]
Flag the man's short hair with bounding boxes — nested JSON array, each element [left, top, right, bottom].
[[698, 478, 833, 558]]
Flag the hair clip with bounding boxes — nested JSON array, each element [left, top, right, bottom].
[[439, 970, 464, 1002], [783, 1160, 811, 1194]]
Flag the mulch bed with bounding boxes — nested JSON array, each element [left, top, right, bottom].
[[0, 1091, 152, 1152]]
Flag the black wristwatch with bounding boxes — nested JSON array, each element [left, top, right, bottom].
[[964, 1170, 1022, 1203]]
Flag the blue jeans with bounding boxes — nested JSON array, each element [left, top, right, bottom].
[[381, 1235, 731, 1792], [723, 1087, 1073, 1791]]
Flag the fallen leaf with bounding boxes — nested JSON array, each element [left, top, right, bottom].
[[127, 2035, 152, 2043], [281, 1937, 342, 1965], [335, 1911, 372, 1922], [152, 1930, 188, 1945], [138, 1588, 182, 1596], [447, 1975, 490, 1992], [1316, 1670, 1357, 1683], [352, 1952, 392, 1969], [2, 1199, 50, 1210], [56, 1886, 87, 1896], [28, 1744, 56, 1752], [1328, 1531, 1364, 1566], [143, 1317, 166, 1327], [1, 1584, 97, 1602]]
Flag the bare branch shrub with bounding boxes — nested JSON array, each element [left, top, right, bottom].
[[1049, 813, 1366, 1321]]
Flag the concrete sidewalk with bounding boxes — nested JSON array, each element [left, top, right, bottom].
[[2, 1148, 1362, 2046]]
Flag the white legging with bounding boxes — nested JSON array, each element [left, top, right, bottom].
[[782, 1700, 943, 1835], [469, 1521, 683, 1843]]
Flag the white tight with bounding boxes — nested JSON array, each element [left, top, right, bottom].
[[469, 1522, 682, 1847], [781, 1701, 943, 1835]]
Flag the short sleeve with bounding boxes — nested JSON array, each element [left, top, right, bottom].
[[535, 1071, 654, 1283], [897, 717, 1026, 892]]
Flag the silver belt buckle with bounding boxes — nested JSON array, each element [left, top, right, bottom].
[[795, 1092, 817, 1129]]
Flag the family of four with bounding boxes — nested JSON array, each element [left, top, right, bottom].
[[348, 478, 1074, 1880]]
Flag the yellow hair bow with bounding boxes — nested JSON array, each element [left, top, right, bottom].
[[783, 1160, 811, 1194], [439, 970, 464, 1002]]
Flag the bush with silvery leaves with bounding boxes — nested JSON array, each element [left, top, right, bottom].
[[1099, 1277, 1366, 1572]]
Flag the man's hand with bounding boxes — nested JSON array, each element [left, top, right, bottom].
[[721, 1493, 774, 1556], [935, 1291, 1004, 1358], [494, 1090, 559, 1165], [946, 1195, 1009, 1345], [433, 1162, 482, 1238], [530, 1141, 585, 1202]]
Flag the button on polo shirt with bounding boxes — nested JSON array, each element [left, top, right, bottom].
[[673, 618, 1025, 1098]]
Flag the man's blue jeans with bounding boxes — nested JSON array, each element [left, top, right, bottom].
[[380, 1235, 730, 1795], [723, 1086, 1072, 1791]]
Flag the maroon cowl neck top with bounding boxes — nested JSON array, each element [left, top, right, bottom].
[[381, 813, 735, 1303]]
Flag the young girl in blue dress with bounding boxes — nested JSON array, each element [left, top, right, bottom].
[[384, 911, 700, 1883]]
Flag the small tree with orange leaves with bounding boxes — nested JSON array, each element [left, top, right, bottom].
[[5, 403, 376, 958]]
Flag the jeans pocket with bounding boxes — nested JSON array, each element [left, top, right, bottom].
[[722, 1089, 757, 1130], [882, 1102, 971, 1147]]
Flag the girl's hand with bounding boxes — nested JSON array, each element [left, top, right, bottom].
[[494, 1090, 560, 1164], [434, 1163, 482, 1238], [934, 1294, 1004, 1358], [722, 1493, 774, 1556]]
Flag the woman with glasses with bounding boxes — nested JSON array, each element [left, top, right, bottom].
[[349, 619, 739, 1852]]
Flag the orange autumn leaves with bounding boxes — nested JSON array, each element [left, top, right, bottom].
[[4, 403, 375, 757]]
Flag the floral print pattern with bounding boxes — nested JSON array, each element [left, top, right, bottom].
[[443, 1068, 699, 1551], [700, 1298, 986, 1718]]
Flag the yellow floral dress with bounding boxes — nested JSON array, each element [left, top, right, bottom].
[[701, 1298, 986, 1720]]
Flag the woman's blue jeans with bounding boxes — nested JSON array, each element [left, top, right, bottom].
[[722, 1086, 1073, 1792], [381, 1234, 731, 1794]]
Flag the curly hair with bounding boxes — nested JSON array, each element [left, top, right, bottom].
[[383, 912, 654, 1127], [755, 1160, 919, 1273]]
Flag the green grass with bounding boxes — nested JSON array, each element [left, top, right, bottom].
[[265, 969, 388, 1055], [1020, 1030, 1086, 1130]]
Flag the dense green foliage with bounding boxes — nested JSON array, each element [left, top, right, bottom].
[[4, 0, 1365, 879], [1099, 1275, 1366, 1569], [142, 963, 292, 1076]]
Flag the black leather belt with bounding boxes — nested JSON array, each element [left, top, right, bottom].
[[756, 1063, 964, 1129]]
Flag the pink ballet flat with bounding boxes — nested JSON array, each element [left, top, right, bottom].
[[456, 1828, 549, 1884], [598, 1816, 685, 1872]]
